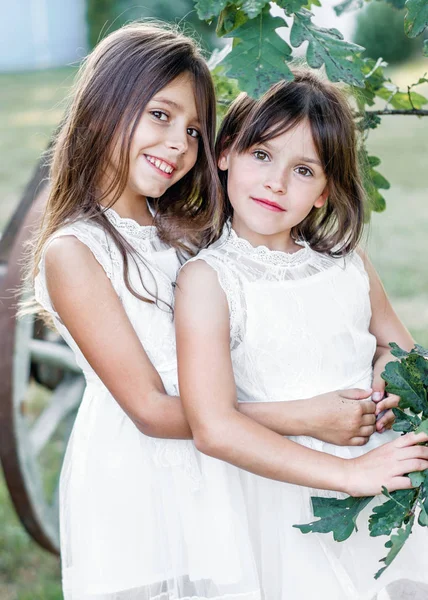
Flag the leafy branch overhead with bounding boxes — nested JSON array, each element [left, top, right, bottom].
[[197, 0, 428, 217], [293, 344, 428, 579]]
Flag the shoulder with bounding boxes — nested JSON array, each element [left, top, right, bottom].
[[177, 258, 223, 295], [44, 235, 100, 276], [42, 219, 115, 287]]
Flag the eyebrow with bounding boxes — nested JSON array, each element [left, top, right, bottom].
[[297, 156, 322, 166], [261, 141, 322, 166], [151, 97, 200, 124]]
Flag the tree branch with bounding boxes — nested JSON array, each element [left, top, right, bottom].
[[363, 109, 428, 116]]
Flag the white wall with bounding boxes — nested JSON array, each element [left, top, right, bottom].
[[0, 0, 88, 72]]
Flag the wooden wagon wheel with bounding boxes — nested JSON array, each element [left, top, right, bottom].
[[0, 157, 85, 554]]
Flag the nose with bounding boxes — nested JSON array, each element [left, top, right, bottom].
[[264, 169, 287, 195], [166, 124, 188, 155]]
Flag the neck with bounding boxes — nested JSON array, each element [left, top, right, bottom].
[[100, 192, 153, 227], [231, 215, 301, 253]]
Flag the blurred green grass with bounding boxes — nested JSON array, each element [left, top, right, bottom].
[[0, 62, 427, 599]]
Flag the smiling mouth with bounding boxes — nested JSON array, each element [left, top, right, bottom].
[[144, 154, 176, 177], [251, 197, 286, 212]]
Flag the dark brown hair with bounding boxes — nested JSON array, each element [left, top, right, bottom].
[[215, 70, 367, 256], [31, 22, 221, 310]]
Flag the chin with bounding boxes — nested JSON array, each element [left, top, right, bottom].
[[246, 213, 287, 237]]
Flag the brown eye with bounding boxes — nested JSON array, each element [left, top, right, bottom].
[[150, 110, 168, 121], [295, 166, 313, 177], [187, 127, 200, 139], [253, 150, 269, 161]]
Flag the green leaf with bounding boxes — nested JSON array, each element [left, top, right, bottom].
[[406, 354, 428, 387], [391, 407, 421, 433], [385, 0, 406, 8], [334, 0, 363, 17], [353, 57, 389, 112], [223, 7, 293, 97], [382, 360, 428, 416], [195, 0, 230, 20], [359, 147, 388, 212], [371, 169, 390, 190], [368, 155, 381, 168], [290, 9, 365, 87], [416, 420, 428, 435], [241, 0, 270, 19], [369, 489, 417, 537], [374, 516, 415, 579], [404, 0, 428, 38], [276, 0, 310, 16], [409, 471, 426, 487], [389, 342, 410, 359], [216, 5, 249, 36], [357, 112, 381, 131], [418, 504, 428, 526], [376, 86, 428, 110], [424, 40, 428, 57], [293, 495, 373, 542], [413, 344, 428, 358]]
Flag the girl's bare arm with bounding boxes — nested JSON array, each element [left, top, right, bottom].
[[359, 250, 415, 430], [175, 259, 428, 497], [45, 236, 371, 443]]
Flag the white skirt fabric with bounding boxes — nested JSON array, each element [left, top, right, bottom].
[[61, 378, 428, 600]]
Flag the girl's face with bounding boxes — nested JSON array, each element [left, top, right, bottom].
[[110, 73, 201, 203], [219, 119, 329, 248]]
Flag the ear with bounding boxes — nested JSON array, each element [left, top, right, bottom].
[[218, 149, 230, 171], [314, 185, 329, 209]]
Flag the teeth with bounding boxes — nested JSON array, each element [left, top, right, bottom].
[[146, 155, 174, 174]]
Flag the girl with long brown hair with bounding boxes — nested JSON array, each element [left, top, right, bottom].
[[175, 72, 428, 598], [31, 22, 393, 600]]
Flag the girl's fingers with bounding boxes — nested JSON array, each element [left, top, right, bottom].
[[377, 409, 395, 431], [362, 413, 376, 426], [375, 393, 401, 414], [341, 388, 372, 400], [360, 400, 376, 414], [350, 436, 369, 446], [390, 476, 417, 491], [359, 425, 376, 437], [396, 431, 428, 448], [396, 445, 428, 462], [396, 458, 428, 476]]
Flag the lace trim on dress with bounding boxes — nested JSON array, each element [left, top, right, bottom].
[[226, 227, 311, 267], [103, 207, 158, 240]]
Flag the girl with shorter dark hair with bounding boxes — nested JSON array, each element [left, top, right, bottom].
[[175, 71, 428, 598]]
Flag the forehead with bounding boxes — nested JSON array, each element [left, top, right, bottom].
[[150, 73, 199, 119]]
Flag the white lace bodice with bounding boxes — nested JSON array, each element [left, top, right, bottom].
[[34, 208, 180, 386], [189, 225, 377, 403]]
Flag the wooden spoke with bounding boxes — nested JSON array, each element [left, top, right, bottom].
[[29, 339, 81, 374], [30, 374, 85, 456]]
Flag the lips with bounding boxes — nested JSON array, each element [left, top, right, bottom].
[[251, 197, 286, 212], [144, 154, 177, 178]]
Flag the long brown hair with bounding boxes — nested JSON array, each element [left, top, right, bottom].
[[31, 22, 221, 309], [215, 70, 366, 256]]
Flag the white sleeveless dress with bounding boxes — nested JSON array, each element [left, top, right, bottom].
[[183, 224, 428, 600], [35, 210, 262, 600], [35, 213, 427, 600]]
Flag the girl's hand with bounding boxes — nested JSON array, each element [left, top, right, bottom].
[[308, 389, 376, 446], [372, 351, 400, 433], [345, 431, 428, 497]]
